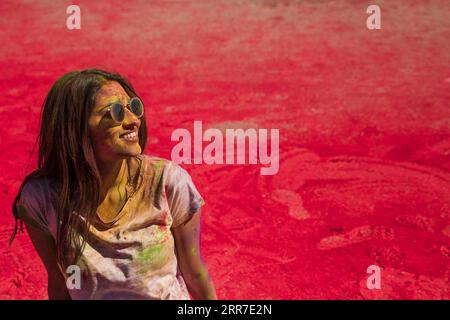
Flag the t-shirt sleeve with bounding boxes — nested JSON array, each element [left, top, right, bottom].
[[165, 162, 205, 228], [16, 181, 51, 234]]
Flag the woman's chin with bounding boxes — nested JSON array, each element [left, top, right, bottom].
[[117, 144, 142, 157], [128, 146, 142, 157]]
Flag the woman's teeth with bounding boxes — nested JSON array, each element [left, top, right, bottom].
[[121, 132, 137, 141]]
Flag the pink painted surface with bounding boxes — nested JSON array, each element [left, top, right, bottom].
[[0, 0, 449, 299]]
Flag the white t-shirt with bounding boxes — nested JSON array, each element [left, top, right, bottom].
[[16, 155, 205, 300]]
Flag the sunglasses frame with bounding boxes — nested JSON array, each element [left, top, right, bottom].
[[105, 97, 144, 123]]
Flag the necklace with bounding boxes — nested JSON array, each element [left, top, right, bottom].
[[125, 155, 143, 197], [96, 156, 143, 225]]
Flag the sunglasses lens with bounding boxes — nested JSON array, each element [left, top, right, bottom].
[[130, 98, 144, 118], [110, 103, 125, 122]]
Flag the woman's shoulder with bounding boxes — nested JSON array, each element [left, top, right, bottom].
[[139, 154, 183, 174], [20, 177, 58, 199], [139, 154, 193, 188], [16, 177, 58, 235]]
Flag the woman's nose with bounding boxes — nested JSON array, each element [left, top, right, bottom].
[[122, 108, 140, 128]]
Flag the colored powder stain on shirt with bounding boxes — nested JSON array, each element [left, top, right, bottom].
[[76, 257, 88, 268], [78, 257, 90, 275], [149, 226, 170, 243], [152, 159, 165, 171], [134, 243, 170, 273]]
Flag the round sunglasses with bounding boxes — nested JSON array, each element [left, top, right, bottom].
[[105, 97, 144, 123]]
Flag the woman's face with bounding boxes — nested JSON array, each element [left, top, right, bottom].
[[88, 81, 142, 163]]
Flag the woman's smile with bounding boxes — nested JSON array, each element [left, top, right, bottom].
[[120, 130, 139, 143]]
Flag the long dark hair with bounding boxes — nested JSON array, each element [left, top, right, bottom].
[[10, 69, 148, 271]]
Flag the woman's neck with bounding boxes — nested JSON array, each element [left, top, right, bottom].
[[97, 158, 127, 199]]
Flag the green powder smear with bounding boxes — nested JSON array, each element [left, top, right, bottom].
[[134, 242, 169, 273], [152, 159, 165, 171]]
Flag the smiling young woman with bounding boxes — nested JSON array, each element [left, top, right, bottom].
[[9, 69, 217, 300]]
